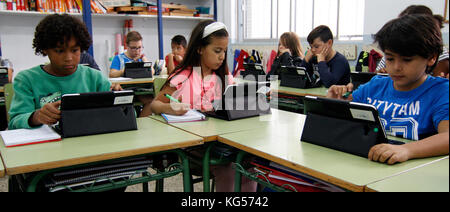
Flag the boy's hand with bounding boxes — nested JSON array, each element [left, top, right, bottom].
[[32, 101, 61, 126], [368, 144, 410, 165], [174, 55, 184, 63], [304, 48, 314, 63], [327, 83, 354, 100], [317, 45, 329, 62], [377, 68, 388, 73], [110, 83, 123, 91], [278, 47, 291, 56]]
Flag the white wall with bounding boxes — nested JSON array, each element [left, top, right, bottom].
[[364, 0, 449, 35]]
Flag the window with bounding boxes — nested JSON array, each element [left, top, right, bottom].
[[243, 0, 365, 40]]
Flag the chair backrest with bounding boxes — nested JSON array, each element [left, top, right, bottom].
[[4, 83, 14, 123], [153, 77, 167, 97]]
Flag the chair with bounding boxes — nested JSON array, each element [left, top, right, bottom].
[[4, 83, 14, 123], [153, 77, 167, 97]]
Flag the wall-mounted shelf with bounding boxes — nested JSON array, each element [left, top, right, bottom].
[[0, 10, 213, 21]]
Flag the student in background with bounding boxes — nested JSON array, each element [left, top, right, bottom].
[[109, 31, 153, 117], [327, 14, 449, 165], [376, 5, 449, 78], [151, 20, 257, 192], [266, 32, 305, 81], [8, 14, 121, 130], [301, 25, 350, 88], [79, 51, 100, 71], [165, 35, 187, 75], [0, 57, 13, 82], [110, 31, 151, 77]]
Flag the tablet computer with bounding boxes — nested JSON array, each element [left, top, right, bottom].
[[58, 90, 137, 138], [124, 62, 153, 79], [302, 96, 403, 157], [61, 90, 135, 110], [350, 72, 388, 89], [0, 66, 9, 86], [206, 81, 271, 120]]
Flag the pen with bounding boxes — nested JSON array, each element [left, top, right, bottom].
[[342, 91, 353, 99], [165, 94, 180, 103]]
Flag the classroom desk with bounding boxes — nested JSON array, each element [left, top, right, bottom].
[[150, 109, 298, 191], [365, 157, 449, 192], [0, 118, 203, 176], [150, 109, 296, 142], [234, 78, 328, 98], [110, 77, 154, 85], [275, 82, 328, 97], [110, 76, 168, 86], [217, 112, 447, 192]]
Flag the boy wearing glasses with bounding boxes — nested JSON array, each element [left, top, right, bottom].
[[109, 31, 154, 117], [109, 31, 151, 77]]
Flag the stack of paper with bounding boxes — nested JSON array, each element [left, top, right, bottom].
[[161, 110, 206, 123], [1, 125, 61, 147]]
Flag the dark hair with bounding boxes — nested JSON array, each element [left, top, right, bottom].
[[307, 25, 333, 44], [399, 5, 444, 29], [399, 5, 433, 17], [171, 35, 187, 48], [33, 14, 91, 56], [164, 20, 230, 92], [374, 14, 443, 71], [126, 31, 143, 44], [279, 32, 304, 58]]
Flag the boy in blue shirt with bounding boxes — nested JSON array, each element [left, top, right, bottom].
[[327, 14, 449, 165], [109, 31, 153, 117]]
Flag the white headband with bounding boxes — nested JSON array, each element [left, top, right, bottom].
[[202, 22, 227, 39]]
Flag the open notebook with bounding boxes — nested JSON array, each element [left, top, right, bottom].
[[1, 125, 61, 147], [161, 110, 206, 123]]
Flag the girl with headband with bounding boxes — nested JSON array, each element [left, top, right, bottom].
[[151, 20, 257, 192]]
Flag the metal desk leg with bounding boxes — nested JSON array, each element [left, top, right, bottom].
[[234, 151, 247, 192], [202, 142, 215, 192], [175, 149, 192, 192]]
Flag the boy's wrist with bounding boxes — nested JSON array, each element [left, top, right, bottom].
[[28, 111, 43, 127]]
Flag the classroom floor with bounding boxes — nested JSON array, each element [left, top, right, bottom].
[[0, 171, 207, 192]]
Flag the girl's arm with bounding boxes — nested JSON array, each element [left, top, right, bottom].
[[166, 54, 176, 75], [150, 85, 190, 115]]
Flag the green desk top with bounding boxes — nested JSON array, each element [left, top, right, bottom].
[[110, 76, 168, 85], [234, 78, 328, 97], [218, 113, 446, 192], [276, 83, 328, 97], [366, 157, 449, 192], [0, 118, 203, 175], [150, 109, 299, 142]]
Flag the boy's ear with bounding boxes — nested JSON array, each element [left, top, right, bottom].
[[427, 55, 438, 67], [326, 39, 333, 46]]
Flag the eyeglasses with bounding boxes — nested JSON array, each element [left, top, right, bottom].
[[129, 46, 144, 51]]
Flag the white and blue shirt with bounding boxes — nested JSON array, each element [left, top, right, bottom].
[[352, 75, 449, 140]]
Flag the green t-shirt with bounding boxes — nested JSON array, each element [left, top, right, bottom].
[[8, 65, 111, 129]]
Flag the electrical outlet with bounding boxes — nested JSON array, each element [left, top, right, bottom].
[[334, 44, 357, 61]]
